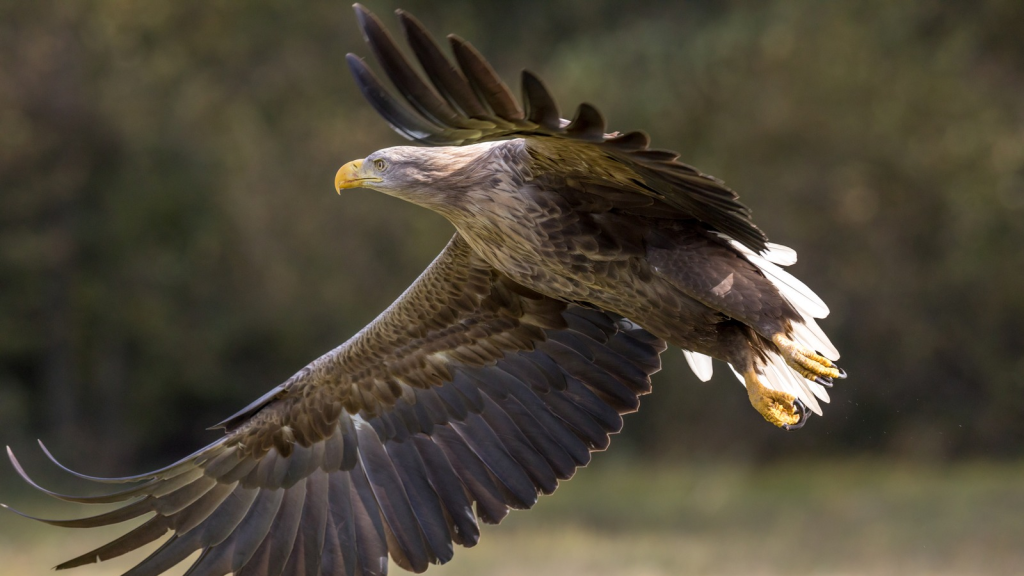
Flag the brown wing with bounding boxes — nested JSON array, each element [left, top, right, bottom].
[[347, 4, 767, 252], [5, 234, 665, 576]]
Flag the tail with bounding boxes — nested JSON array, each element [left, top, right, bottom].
[[684, 238, 840, 416]]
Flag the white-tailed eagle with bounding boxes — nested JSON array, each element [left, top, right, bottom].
[[5, 5, 844, 575]]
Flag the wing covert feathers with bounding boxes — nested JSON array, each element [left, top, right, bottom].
[[348, 4, 768, 252], [6, 234, 665, 576]]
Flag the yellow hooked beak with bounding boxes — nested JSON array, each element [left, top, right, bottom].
[[334, 159, 381, 193]]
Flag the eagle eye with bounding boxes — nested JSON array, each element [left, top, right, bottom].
[[373, 158, 387, 171]]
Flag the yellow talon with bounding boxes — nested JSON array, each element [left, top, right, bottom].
[[773, 333, 844, 381], [744, 369, 802, 428]]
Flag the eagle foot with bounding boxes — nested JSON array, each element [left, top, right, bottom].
[[744, 369, 805, 429], [772, 333, 845, 382]]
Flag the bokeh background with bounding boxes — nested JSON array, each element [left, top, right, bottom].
[[2, 0, 1023, 574]]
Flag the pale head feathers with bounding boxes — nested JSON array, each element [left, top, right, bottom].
[[362, 141, 513, 209]]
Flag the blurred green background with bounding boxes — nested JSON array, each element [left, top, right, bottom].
[[1, 0, 1023, 574]]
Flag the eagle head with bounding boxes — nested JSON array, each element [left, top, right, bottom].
[[334, 142, 509, 210]]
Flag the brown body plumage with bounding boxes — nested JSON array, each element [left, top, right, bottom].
[[436, 139, 799, 366], [4, 6, 844, 576]]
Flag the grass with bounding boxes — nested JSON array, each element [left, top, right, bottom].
[[1, 459, 1022, 575]]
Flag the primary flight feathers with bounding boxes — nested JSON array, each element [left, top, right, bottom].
[[347, 5, 768, 252], [7, 236, 664, 576]]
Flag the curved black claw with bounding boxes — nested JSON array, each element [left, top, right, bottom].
[[836, 366, 848, 379], [815, 376, 833, 388], [782, 399, 811, 431]]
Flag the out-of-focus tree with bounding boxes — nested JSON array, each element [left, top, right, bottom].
[[1, 0, 1022, 470]]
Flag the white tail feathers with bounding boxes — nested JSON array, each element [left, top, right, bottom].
[[762, 242, 798, 266], [723, 238, 829, 318], [716, 234, 840, 361], [683, 350, 714, 381], [715, 234, 839, 415]]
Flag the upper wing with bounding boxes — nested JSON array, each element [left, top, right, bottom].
[[346, 5, 768, 253], [6, 234, 665, 576]]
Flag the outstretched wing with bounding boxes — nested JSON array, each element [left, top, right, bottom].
[[5, 234, 665, 576], [347, 4, 767, 252]]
